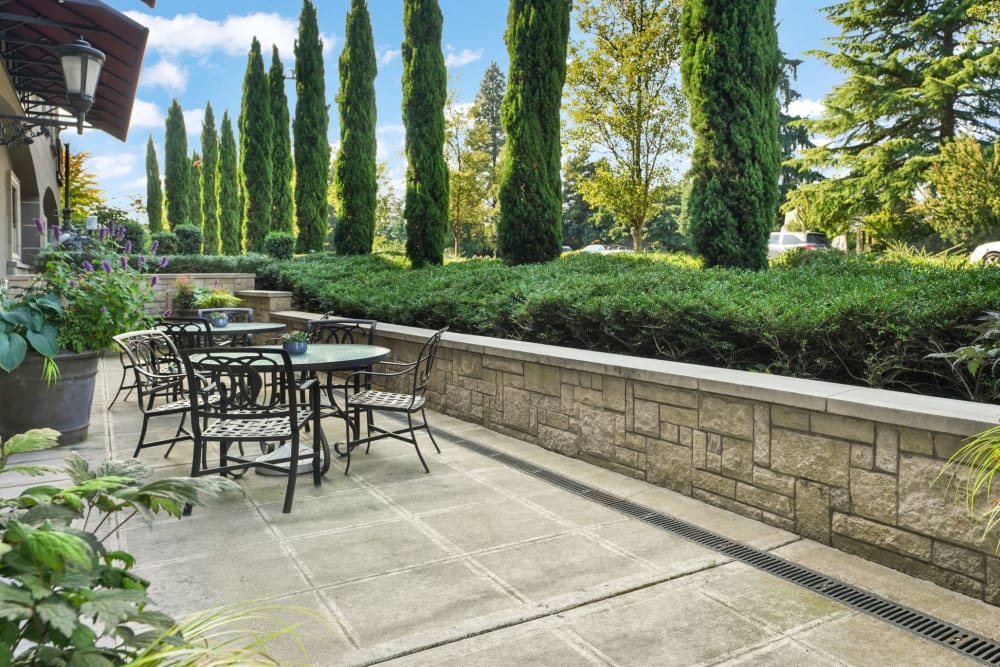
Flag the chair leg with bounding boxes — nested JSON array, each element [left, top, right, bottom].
[[282, 440, 299, 513], [133, 415, 152, 458], [408, 413, 430, 474], [421, 407, 441, 453], [107, 374, 134, 410], [163, 413, 188, 458]]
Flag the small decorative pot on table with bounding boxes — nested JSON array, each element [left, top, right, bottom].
[[208, 312, 229, 328], [281, 331, 309, 355]]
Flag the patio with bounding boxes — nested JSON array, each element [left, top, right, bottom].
[[6, 355, 1000, 666]]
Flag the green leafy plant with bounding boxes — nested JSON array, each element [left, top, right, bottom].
[[280, 330, 309, 343], [263, 231, 296, 260], [0, 428, 246, 664], [171, 277, 242, 312]]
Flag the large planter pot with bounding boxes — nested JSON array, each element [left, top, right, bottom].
[[0, 350, 100, 445]]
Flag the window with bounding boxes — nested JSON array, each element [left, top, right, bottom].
[[8, 171, 20, 261]]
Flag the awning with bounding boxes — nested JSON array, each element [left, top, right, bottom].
[[0, 0, 150, 141]]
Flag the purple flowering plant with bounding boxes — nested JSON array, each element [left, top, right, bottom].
[[0, 221, 166, 381]]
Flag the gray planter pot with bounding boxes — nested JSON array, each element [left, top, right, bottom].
[[0, 350, 100, 445]]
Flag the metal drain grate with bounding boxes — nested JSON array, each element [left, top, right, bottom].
[[447, 430, 1000, 664]]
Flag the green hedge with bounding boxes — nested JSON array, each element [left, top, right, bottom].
[[270, 249, 1000, 402]]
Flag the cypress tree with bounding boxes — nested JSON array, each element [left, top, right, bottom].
[[189, 150, 203, 232], [268, 46, 294, 234], [402, 0, 449, 267], [496, 0, 570, 265], [680, 0, 780, 270], [218, 111, 242, 255], [145, 135, 163, 233], [163, 99, 190, 229], [334, 0, 378, 255], [240, 37, 274, 253], [294, 0, 330, 252], [200, 102, 220, 255]]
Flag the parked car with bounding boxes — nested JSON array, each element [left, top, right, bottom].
[[970, 240, 1000, 264], [581, 243, 607, 253], [581, 243, 632, 255], [767, 231, 831, 259]]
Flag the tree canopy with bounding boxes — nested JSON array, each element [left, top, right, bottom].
[[294, 0, 330, 252], [163, 99, 190, 229], [240, 37, 274, 253]]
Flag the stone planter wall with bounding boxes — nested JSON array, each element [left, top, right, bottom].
[[270, 305, 1000, 606]]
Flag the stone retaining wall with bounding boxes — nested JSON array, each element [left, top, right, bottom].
[[271, 307, 1000, 606]]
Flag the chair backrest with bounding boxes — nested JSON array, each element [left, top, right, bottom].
[[410, 327, 448, 397], [112, 330, 184, 398], [306, 317, 377, 345], [156, 317, 214, 350], [179, 347, 299, 430], [194, 307, 254, 323]]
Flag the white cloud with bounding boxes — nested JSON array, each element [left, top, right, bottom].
[[379, 48, 401, 66], [376, 124, 405, 162], [183, 108, 205, 136], [89, 152, 139, 181], [444, 45, 483, 69], [788, 98, 824, 119], [130, 99, 165, 128], [125, 11, 336, 59], [141, 60, 188, 92]]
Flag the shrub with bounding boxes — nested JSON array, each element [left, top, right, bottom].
[[120, 219, 147, 251], [264, 231, 296, 259], [174, 224, 203, 254], [150, 231, 179, 255]]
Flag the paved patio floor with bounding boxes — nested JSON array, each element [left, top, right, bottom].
[[5, 356, 1000, 666]]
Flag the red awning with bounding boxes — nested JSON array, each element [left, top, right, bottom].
[[0, 0, 150, 141]]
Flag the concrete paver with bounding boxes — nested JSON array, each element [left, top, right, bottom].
[[6, 356, 1000, 666]]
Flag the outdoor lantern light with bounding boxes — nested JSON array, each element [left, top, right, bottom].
[[58, 37, 106, 134]]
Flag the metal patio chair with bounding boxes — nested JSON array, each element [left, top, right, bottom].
[[193, 307, 254, 344], [156, 316, 214, 350]]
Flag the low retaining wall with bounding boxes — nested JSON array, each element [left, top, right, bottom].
[[271, 307, 1000, 605]]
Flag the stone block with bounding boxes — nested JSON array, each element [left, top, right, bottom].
[[524, 362, 561, 397], [898, 455, 991, 552], [483, 356, 523, 374], [934, 432, 966, 461], [545, 410, 571, 432], [988, 558, 1000, 606], [576, 404, 620, 459], [632, 399, 660, 438], [633, 381, 699, 408], [760, 510, 796, 532], [693, 490, 763, 521], [721, 437, 754, 484], [603, 376, 626, 412], [849, 469, 897, 524], [832, 513, 932, 560], [771, 428, 851, 488], [753, 467, 795, 496], [613, 446, 641, 470], [850, 444, 873, 470], [706, 451, 721, 472], [659, 421, 679, 444], [754, 403, 770, 466], [699, 394, 754, 439], [771, 405, 809, 431], [573, 385, 604, 410], [560, 368, 580, 386], [932, 541, 985, 579], [455, 351, 483, 379], [580, 452, 644, 480], [660, 404, 698, 429], [874, 424, 899, 473], [796, 480, 831, 544], [736, 483, 793, 517], [624, 432, 647, 453], [647, 440, 692, 489], [692, 469, 735, 498], [538, 424, 578, 457], [692, 429, 707, 469], [810, 413, 875, 444], [679, 426, 693, 447], [707, 432, 722, 455], [500, 386, 534, 435], [899, 427, 933, 455]]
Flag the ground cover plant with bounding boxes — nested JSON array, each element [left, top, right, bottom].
[[261, 249, 1000, 403]]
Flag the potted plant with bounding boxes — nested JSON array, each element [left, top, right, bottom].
[[207, 310, 230, 328], [280, 330, 309, 355], [0, 222, 166, 443], [170, 276, 241, 316]]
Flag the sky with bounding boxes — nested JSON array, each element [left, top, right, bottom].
[[72, 0, 842, 211]]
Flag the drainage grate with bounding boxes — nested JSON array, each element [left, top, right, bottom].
[[447, 429, 1000, 664]]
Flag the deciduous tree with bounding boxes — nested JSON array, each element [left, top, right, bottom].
[[445, 98, 490, 256], [565, 0, 688, 252], [497, 0, 570, 265], [334, 0, 377, 255], [402, 0, 449, 267], [240, 37, 273, 253], [294, 0, 330, 252], [66, 150, 103, 218], [681, 0, 780, 269]]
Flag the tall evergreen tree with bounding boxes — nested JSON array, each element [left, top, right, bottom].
[[402, 0, 449, 267], [334, 0, 378, 255], [163, 99, 190, 230], [240, 37, 274, 253], [470, 62, 506, 230], [496, 0, 570, 265], [294, 0, 330, 252], [188, 150, 203, 232], [218, 111, 242, 255], [787, 1, 1000, 242], [680, 0, 780, 270], [268, 46, 294, 234], [200, 102, 220, 255], [145, 136, 163, 233]]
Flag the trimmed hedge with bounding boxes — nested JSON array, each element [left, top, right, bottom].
[[268, 249, 1000, 402]]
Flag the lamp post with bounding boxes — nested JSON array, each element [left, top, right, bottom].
[[57, 37, 106, 135]]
